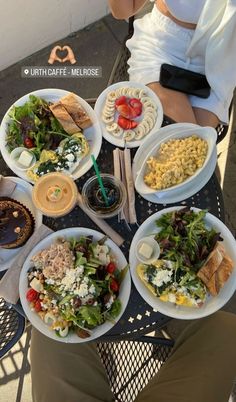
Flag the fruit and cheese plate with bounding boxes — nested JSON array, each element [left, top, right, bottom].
[[94, 81, 163, 148]]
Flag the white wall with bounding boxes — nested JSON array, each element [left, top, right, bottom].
[[0, 0, 109, 71]]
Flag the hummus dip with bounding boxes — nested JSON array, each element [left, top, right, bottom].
[[32, 172, 78, 217]]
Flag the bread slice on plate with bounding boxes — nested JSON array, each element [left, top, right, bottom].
[[197, 242, 234, 296], [60, 93, 92, 129], [49, 102, 81, 134]]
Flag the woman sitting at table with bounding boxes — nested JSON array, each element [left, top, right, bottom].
[[31, 311, 236, 402], [108, 0, 236, 128]]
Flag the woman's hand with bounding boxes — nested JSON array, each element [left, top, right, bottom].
[[108, 0, 148, 19]]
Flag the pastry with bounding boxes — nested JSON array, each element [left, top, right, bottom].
[[0, 197, 35, 249]]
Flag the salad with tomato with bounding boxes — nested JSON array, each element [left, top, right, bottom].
[[26, 236, 127, 338]]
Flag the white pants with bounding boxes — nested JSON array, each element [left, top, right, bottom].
[[126, 6, 229, 123]]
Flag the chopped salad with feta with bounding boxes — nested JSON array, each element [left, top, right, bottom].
[[26, 236, 127, 338]]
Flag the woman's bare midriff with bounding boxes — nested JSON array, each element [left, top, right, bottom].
[[156, 0, 197, 29]]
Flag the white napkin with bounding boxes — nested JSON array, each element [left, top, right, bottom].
[[0, 175, 16, 197], [0, 224, 53, 304]]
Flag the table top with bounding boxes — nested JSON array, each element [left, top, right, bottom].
[[0, 134, 225, 341]]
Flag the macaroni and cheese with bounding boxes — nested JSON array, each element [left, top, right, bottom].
[[144, 135, 208, 190]]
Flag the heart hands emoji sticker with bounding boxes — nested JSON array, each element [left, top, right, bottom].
[[48, 45, 76, 65]]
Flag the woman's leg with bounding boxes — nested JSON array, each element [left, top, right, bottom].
[[30, 329, 114, 402], [193, 107, 220, 128], [148, 82, 197, 124], [136, 311, 236, 402]]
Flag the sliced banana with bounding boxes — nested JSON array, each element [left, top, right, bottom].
[[144, 106, 157, 115], [103, 106, 115, 114], [106, 122, 119, 132], [107, 91, 117, 101], [134, 125, 145, 139], [102, 106, 115, 115], [140, 96, 153, 104], [120, 87, 130, 96], [105, 99, 116, 107], [139, 120, 150, 135], [123, 130, 135, 141], [143, 115, 154, 131], [138, 89, 148, 99], [130, 88, 141, 98], [112, 126, 124, 137], [102, 115, 115, 124], [142, 100, 157, 110], [114, 88, 123, 97]]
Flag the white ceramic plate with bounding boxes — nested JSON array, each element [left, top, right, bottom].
[[19, 227, 131, 343], [94, 81, 163, 148], [134, 126, 217, 195], [0, 177, 42, 271], [129, 206, 236, 319], [134, 149, 217, 204], [0, 89, 102, 183]]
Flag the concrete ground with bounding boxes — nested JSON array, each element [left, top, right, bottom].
[[0, 12, 236, 402]]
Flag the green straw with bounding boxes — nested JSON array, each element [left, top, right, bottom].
[[91, 154, 109, 207]]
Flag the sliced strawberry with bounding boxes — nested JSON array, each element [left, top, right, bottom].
[[129, 98, 143, 117], [129, 98, 142, 109], [117, 116, 134, 130], [118, 115, 132, 130], [130, 120, 138, 129], [115, 96, 127, 108], [132, 106, 142, 117], [117, 104, 133, 119]]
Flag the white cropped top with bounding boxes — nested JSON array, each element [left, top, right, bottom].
[[150, 0, 207, 24]]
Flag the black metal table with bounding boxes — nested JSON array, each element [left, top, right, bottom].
[[0, 136, 224, 341]]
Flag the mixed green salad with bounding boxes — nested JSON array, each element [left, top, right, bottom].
[[137, 207, 222, 307], [6, 95, 68, 155], [26, 236, 127, 338]]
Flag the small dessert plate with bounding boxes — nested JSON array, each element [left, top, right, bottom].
[[136, 236, 160, 265], [0, 176, 42, 272]]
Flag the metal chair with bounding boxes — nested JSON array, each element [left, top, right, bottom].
[[97, 336, 174, 402], [0, 297, 26, 359], [107, 14, 231, 144]]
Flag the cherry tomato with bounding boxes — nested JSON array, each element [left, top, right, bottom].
[[26, 288, 39, 302], [110, 279, 119, 292], [24, 137, 35, 148], [106, 262, 116, 274], [34, 300, 42, 312]]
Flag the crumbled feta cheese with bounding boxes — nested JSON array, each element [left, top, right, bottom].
[[45, 278, 55, 285], [151, 269, 172, 288], [89, 284, 96, 294], [77, 282, 89, 298], [105, 295, 114, 309], [65, 153, 75, 162]]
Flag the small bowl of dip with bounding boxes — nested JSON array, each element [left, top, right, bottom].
[[10, 147, 36, 171], [136, 236, 160, 264], [82, 174, 127, 219], [32, 172, 78, 218]]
